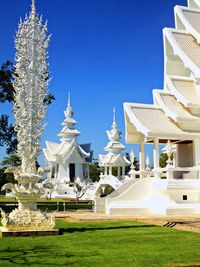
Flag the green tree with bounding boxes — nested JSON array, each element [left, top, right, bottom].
[[159, 152, 173, 168], [0, 154, 21, 190], [89, 159, 102, 182], [1, 154, 21, 167]]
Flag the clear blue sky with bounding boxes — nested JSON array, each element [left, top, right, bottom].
[[0, 0, 187, 164]]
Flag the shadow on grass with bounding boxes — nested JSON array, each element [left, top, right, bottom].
[[0, 245, 85, 266], [59, 224, 157, 235], [164, 220, 200, 228]]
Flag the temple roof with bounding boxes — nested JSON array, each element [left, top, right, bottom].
[[99, 153, 130, 167], [188, 0, 200, 9], [164, 27, 200, 77], [44, 93, 92, 163], [99, 109, 130, 167], [166, 76, 200, 107], [104, 108, 125, 153], [153, 89, 200, 130], [44, 140, 91, 163], [124, 102, 200, 143], [58, 92, 80, 143]]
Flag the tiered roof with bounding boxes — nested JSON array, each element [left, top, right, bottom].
[[124, 0, 200, 144], [99, 109, 130, 167], [43, 93, 91, 163]]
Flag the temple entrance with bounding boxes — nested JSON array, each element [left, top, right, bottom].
[[69, 163, 75, 183]]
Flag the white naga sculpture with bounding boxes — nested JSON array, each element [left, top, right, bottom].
[[0, 0, 55, 230]]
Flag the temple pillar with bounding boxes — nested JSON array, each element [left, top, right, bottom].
[[117, 166, 121, 179], [153, 138, 160, 178], [87, 165, 90, 178], [122, 166, 125, 177], [139, 141, 145, 178], [109, 166, 112, 176], [104, 166, 108, 176]]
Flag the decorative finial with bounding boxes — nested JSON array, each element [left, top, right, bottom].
[[68, 92, 71, 107], [130, 149, 135, 164], [31, 0, 36, 15], [112, 107, 117, 130], [113, 107, 116, 124], [145, 154, 150, 172]]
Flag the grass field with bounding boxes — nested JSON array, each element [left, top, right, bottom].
[[0, 220, 200, 267], [0, 197, 93, 212], [0, 196, 93, 203]]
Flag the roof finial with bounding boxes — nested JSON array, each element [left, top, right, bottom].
[[113, 107, 116, 124], [68, 91, 71, 107], [112, 107, 117, 130], [31, 0, 36, 14]]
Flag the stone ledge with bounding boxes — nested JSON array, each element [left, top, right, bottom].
[[0, 227, 59, 238]]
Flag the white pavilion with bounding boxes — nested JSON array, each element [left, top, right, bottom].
[[96, 109, 131, 196], [95, 0, 200, 215], [43, 93, 93, 198]]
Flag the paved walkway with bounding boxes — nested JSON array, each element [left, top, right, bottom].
[[55, 210, 200, 233]]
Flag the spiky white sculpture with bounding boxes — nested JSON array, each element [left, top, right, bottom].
[[0, 0, 55, 230]]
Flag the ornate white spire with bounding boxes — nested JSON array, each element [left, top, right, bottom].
[[14, 0, 50, 174], [112, 107, 117, 130], [68, 91, 71, 107], [106, 108, 122, 143], [105, 108, 125, 153], [58, 92, 80, 143], [31, 0, 36, 14]]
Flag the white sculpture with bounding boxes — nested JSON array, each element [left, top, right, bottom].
[[0, 0, 55, 230], [129, 149, 136, 179], [165, 140, 173, 167]]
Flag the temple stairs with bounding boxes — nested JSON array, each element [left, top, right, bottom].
[[95, 178, 200, 215]]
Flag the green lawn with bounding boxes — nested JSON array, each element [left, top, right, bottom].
[[0, 196, 93, 203], [0, 197, 93, 212], [0, 220, 200, 267]]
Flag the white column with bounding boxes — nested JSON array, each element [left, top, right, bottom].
[[109, 166, 112, 176], [139, 141, 145, 178], [117, 166, 120, 178], [153, 138, 160, 178], [87, 165, 90, 178], [104, 166, 107, 176], [122, 166, 125, 177]]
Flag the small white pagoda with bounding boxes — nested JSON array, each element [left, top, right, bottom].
[[95, 0, 200, 215], [97, 109, 131, 196], [43, 93, 92, 197]]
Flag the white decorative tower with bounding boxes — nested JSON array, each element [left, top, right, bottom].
[[99, 108, 131, 179], [58, 92, 80, 143], [43, 93, 92, 197], [1, 0, 55, 230]]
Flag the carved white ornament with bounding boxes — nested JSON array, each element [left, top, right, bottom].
[[1, 0, 55, 231]]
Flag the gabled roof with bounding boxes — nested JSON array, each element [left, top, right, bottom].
[[124, 102, 200, 143], [175, 6, 200, 43], [104, 141, 125, 152], [43, 148, 55, 162], [99, 153, 130, 167], [164, 28, 200, 77], [44, 139, 91, 163], [46, 141, 60, 155], [153, 89, 200, 125], [166, 76, 200, 107]]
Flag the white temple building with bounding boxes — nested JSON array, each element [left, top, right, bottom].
[[43, 93, 93, 198], [96, 109, 131, 196], [95, 0, 200, 215]]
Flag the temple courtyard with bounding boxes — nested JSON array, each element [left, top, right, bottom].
[[0, 215, 200, 267]]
